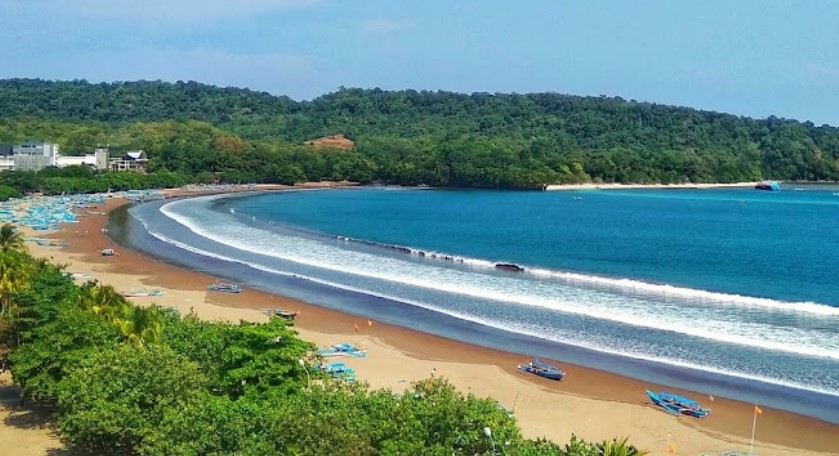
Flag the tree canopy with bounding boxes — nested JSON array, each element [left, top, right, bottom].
[[0, 243, 648, 455], [3, 78, 836, 189]]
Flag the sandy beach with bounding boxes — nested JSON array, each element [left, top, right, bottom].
[[2, 190, 838, 456], [545, 182, 758, 191]]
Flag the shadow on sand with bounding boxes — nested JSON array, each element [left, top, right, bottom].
[[1, 383, 55, 430], [1, 381, 99, 456]]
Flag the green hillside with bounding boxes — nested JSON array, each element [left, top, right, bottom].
[[1, 78, 837, 188]]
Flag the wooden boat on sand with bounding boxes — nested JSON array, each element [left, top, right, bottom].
[[273, 309, 299, 320], [121, 289, 165, 298], [517, 359, 565, 381], [646, 390, 711, 418], [207, 281, 242, 293]]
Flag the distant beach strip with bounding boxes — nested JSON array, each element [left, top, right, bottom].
[[545, 182, 757, 191]]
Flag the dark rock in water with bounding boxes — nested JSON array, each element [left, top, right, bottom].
[[495, 263, 524, 272]]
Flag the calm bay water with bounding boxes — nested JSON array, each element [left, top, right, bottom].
[[119, 187, 839, 423]]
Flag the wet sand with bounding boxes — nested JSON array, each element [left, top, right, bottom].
[[4, 192, 838, 456]]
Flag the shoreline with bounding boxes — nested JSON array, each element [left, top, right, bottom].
[[111, 195, 839, 426], [7, 189, 839, 455], [545, 182, 759, 191]]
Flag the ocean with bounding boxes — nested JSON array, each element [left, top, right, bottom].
[[114, 186, 839, 423]]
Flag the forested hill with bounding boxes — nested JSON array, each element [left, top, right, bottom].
[[2, 78, 839, 188]]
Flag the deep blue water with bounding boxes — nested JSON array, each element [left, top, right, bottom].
[[117, 186, 839, 424]]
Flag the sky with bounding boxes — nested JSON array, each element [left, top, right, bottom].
[[1, 0, 838, 125]]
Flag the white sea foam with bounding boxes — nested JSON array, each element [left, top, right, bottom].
[[214, 197, 839, 318], [155, 198, 839, 363], [140, 226, 839, 398], [138, 223, 839, 397], [529, 267, 839, 316]]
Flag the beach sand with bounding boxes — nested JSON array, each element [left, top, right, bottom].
[[2, 193, 838, 456], [545, 182, 758, 191]]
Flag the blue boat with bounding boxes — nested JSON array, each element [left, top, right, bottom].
[[517, 359, 565, 381], [646, 390, 711, 418], [314, 362, 356, 382], [755, 180, 781, 191], [317, 343, 368, 358]]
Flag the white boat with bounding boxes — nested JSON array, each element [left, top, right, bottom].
[[121, 289, 165, 298]]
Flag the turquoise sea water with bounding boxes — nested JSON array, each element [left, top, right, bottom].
[[120, 186, 839, 423]]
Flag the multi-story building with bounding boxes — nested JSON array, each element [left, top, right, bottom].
[[0, 143, 111, 172], [0, 144, 13, 171], [11, 141, 59, 171]]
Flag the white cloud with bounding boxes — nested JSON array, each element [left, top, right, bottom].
[[359, 19, 414, 36], [6, 0, 323, 22]]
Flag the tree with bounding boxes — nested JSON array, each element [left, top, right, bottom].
[[2, 79, 838, 190], [0, 223, 24, 255], [78, 283, 164, 347], [114, 306, 165, 348], [8, 303, 119, 401], [163, 314, 314, 398], [0, 226, 32, 336], [597, 437, 649, 456], [57, 345, 209, 454]]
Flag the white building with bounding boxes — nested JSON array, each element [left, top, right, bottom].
[[56, 148, 109, 169], [0, 144, 14, 171], [9, 142, 59, 171], [0, 143, 110, 172]]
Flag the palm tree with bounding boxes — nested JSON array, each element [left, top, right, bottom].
[[79, 284, 163, 348], [597, 437, 649, 456], [79, 283, 125, 318], [0, 251, 31, 318], [0, 223, 25, 255], [0, 228, 32, 363], [114, 306, 163, 348]]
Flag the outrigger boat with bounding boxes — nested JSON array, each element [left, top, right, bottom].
[[646, 390, 711, 418], [207, 281, 242, 293], [121, 289, 165, 298], [517, 359, 565, 381], [316, 343, 368, 359], [272, 309, 299, 320]]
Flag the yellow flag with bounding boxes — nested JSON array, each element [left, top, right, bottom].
[[667, 444, 676, 454], [755, 405, 762, 415]]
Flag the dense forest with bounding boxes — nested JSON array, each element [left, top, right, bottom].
[[0, 227, 646, 455], [1, 78, 838, 189]]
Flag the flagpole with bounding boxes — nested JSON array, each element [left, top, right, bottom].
[[750, 404, 758, 455]]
